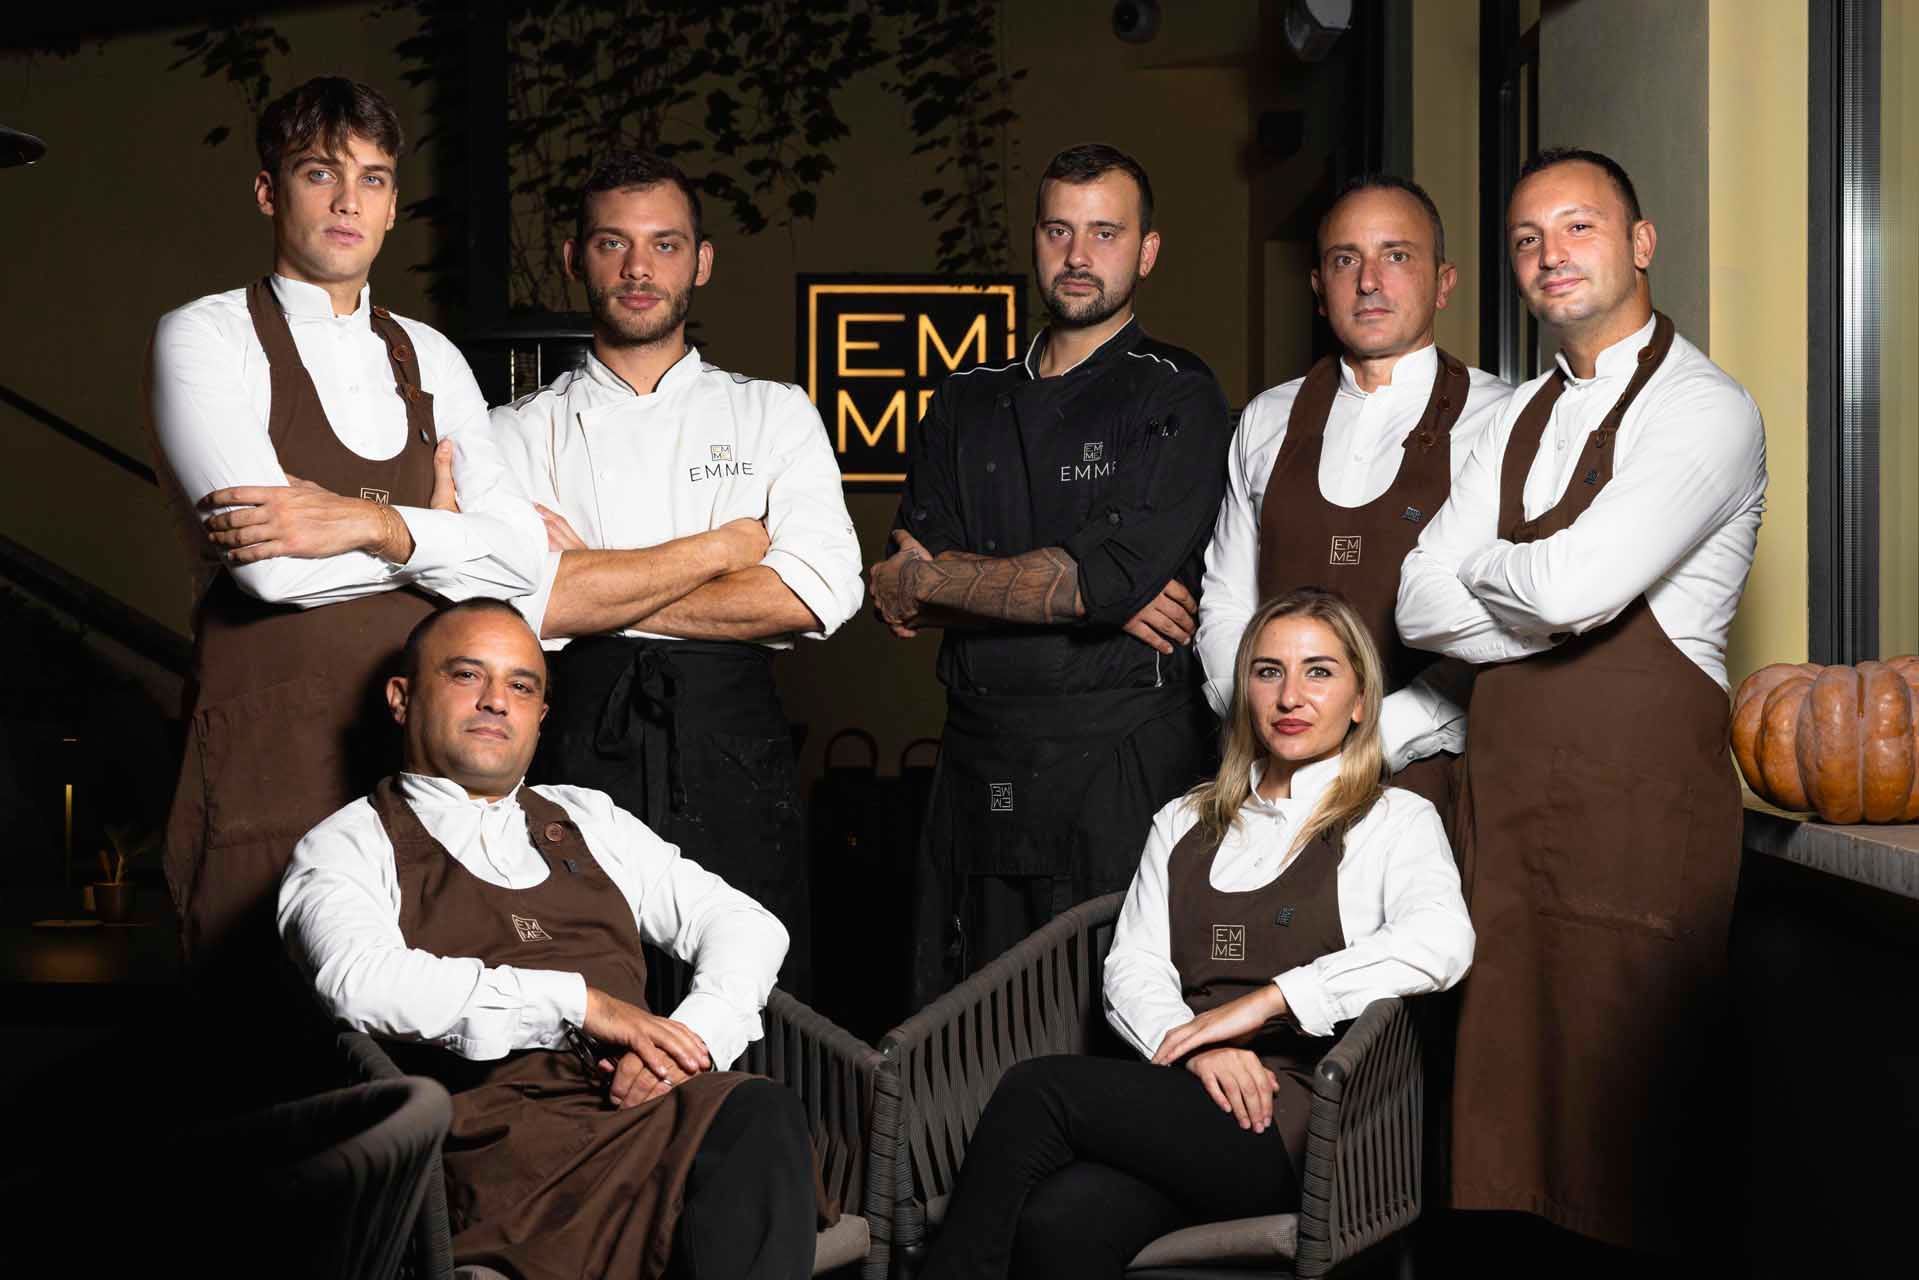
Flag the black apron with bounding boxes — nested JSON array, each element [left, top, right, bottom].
[[909, 683, 1216, 1003], [532, 634, 812, 997]]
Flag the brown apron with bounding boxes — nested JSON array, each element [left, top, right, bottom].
[[1255, 351, 1470, 836], [164, 279, 440, 987], [1166, 817, 1346, 1171], [1448, 313, 1742, 1251], [372, 779, 752, 1280]]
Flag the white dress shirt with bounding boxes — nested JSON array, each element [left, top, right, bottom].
[[488, 349, 864, 649], [1102, 754, 1474, 1052], [147, 275, 546, 609], [278, 773, 788, 1070], [1198, 345, 1513, 769], [1396, 316, 1767, 688]]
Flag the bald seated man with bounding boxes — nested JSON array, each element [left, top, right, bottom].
[[278, 598, 822, 1280]]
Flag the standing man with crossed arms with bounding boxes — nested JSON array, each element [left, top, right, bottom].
[[1398, 148, 1766, 1268], [1198, 175, 1510, 841], [483, 152, 863, 998], [148, 77, 544, 1053], [871, 143, 1233, 1001]]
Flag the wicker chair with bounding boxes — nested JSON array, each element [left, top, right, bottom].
[[878, 892, 1426, 1278], [340, 954, 900, 1280]]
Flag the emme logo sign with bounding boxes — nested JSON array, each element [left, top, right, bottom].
[[799, 275, 1024, 490]]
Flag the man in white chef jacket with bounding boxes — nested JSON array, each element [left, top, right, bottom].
[[477, 151, 864, 997]]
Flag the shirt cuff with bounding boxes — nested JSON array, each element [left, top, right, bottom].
[[760, 546, 842, 640], [1202, 676, 1232, 719], [512, 967, 589, 1051], [1274, 968, 1337, 1038], [394, 506, 471, 578], [509, 550, 563, 644], [668, 991, 756, 1071], [1378, 687, 1464, 773]]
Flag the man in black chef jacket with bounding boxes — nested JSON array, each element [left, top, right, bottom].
[[871, 143, 1233, 1002]]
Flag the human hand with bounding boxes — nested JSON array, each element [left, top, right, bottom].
[[603, 1049, 691, 1108], [428, 439, 460, 512], [1123, 579, 1198, 655], [713, 516, 771, 571], [869, 528, 932, 631], [201, 475, 394, 563], [1185, 1047, 1281, 1133], [583, 987, 712, 1086], [536, 503, 588, 552], [1152, 984, 1288, 1066]]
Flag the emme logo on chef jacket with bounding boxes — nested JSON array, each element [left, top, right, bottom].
[[799, 275, 1025, 490]]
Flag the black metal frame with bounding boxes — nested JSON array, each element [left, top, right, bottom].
[[1808, 0, 1883, 663], [1478, 0, 1539, 385]]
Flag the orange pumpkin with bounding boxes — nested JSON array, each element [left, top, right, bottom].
[[1731, 656, 1919, 823]]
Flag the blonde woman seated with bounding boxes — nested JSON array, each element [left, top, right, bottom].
[[920, 587, 1475, 1280]]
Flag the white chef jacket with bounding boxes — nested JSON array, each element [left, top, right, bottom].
[[1396, 315, 1767, 689], [487, 348, 863, 649], [147, 275, 546, 609], [1198, 344, 1512, 771], [279, 773, 787, 1070], [1102, 754, 1474, 1051]]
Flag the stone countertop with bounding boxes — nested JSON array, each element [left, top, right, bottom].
[[1742, 795, 1919, 900]]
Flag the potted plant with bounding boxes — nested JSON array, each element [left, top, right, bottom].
[[92, 822, 157, 924]]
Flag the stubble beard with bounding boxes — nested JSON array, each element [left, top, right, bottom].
[[588, 280, 694, 348], [1042, 270, 1137, 330]]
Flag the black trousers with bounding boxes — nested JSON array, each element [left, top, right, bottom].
[[669, 1079, 817, 1280], [921, 1055, 1300, 1280]]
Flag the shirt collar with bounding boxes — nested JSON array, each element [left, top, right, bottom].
[[582, 345, 704, 398], [1555, 312, 1657, 385], [399, 770, 524, 814], [1022, 314, 1142, 380], [1245, 752, 1345, 816], [1337, 341, 1437, 400], [271, 273, 370, 321]]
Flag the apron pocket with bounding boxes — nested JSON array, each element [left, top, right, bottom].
[[1529, 746, 1692, 939]]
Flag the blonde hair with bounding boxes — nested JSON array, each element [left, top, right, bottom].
[[1189, 588, 1387, 852]]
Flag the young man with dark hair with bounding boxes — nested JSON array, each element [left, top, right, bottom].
[[279, 600, 818, 1279], [477, 150, 863, 998], [1198, 174, 1511, 842], [148, 75, 545, 1035], [870, 142, 1233, 999], [1398, 148, 1766, 1266]]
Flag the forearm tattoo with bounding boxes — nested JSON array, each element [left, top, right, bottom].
[[903, 546, 1084, 625]]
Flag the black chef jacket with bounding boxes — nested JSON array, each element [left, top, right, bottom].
[[896, 317, 1234, 695]]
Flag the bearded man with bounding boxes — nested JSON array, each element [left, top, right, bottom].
[[869, 143, 1234, 1000], [483, 152, 863, 998]]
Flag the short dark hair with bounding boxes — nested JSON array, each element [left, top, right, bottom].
[[399, 598, 543, 691], [1317, 173, 1447, 264], [1036, 143, 1155, 233], [256, 76, 404, 179], [1518, 146, 1643, 224], [575, 151, 705, 251]]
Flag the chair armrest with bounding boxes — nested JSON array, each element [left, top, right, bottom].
[[743, 990, 898, 1280], [877, 892, 1126, 1257], [1293, 997, 1423, 1280], [338, 1031, 456, 1280]]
